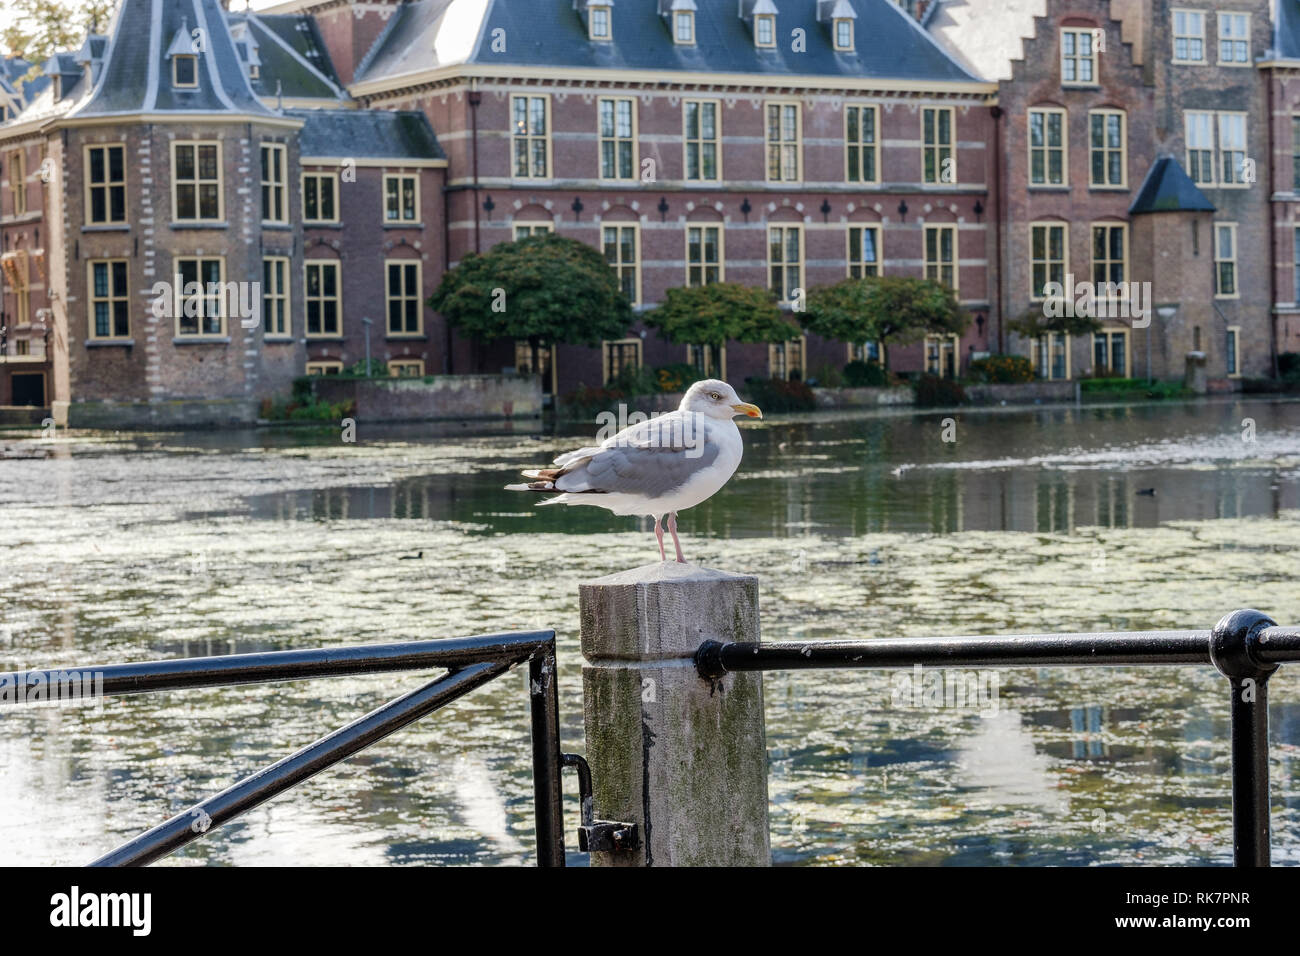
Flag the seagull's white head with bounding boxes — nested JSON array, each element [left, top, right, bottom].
[[680, 379, 763, 421]]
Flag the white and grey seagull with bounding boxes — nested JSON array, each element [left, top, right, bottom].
[[506, 379, 762, 563]]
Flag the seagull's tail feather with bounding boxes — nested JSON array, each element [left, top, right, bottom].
[[520, 468, 561, 480]]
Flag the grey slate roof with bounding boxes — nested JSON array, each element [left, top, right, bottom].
[[229, 12, 347, 101], [286, 108, 445, 160], [69, 0, 277, 117], [1128, 157, 1215, 215], [356, 0, 981, 86]]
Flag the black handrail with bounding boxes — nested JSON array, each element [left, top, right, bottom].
[[696, 609, 1300, 867], [3, 630, 567, 867]]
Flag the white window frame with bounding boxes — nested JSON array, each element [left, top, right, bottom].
[[765, 101, 802, 183], [1217, 12, 1250, 65], [1029, 222, 1068, 302], [1028, 107, 1067, 187], [845, 104, 879, 185], [85, 143, 127, 225], [263, 255, 291, 339], [1172, 9, 1207, 63], [260, 143, 288, 224], [922, 106, 955, 184], [172, 140, 224, 222], [683, 99, 721, 182], [174, 255, 227, 338], [1088, 109, 1127, 188], [603, 222, 641, 307], [385, 258, 424, 337], [383, 173, 420, 224], [87, 258, 130, 341], [1215, 222, 1238, 299], [511, 94, 552, 180], [302, 171, 339, 224], [598, 97, 638, 182], [847, 225, 882, 278], [924, 224, 958, 294], [1060, 28, 1098, 85], [304, 260, 342, 338], [686, 224, 724, 286], [768, 223, 804, 304]]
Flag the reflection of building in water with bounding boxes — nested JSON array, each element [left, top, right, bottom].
[[1036, 476, 1073, 533], [958, 710, 1068, 813], [927, 471, 963, 533], [1093, 476, 1131, 530], [1069, 704, 1108, 760]]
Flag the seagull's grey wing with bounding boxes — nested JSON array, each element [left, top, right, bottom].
[[556, 439, 721, 498]]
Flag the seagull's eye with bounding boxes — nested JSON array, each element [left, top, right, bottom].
[[709, 392, 721, 401]]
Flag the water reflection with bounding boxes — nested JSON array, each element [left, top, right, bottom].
[[1, 397, 1298, 866]]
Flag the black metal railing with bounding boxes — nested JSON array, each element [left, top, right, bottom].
[[2, 630, 567, 867], [695, 608, 1300, 867]]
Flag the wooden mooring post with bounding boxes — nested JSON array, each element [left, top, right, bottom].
[[579, 563, 770, 866]]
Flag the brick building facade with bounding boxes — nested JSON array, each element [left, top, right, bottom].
[[2, 0, 1298, 419]]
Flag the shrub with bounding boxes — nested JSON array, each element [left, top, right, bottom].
[[842, 359, 889, 388], [1080, 378, 1194, 400], [968, 354, 1034, 384], [913, 374, 966, 407], [347, 358, 388, 378], [654, 363, 706, 394], [742, 377, 816, 413], [606, 363, 660, 397]]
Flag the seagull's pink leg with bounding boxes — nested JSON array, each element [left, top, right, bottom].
[[667, 512, 687, 564], [653, 514, 666, 562]]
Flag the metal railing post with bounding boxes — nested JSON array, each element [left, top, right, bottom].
[[528, 641, 566, 867], [1210, 609, 1279, 868]]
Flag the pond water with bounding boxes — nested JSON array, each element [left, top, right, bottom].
[[1, 396, 1299, 866]]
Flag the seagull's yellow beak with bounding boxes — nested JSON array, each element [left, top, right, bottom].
[[731, 402, 763, 419]]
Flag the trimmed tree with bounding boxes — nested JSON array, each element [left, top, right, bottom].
[[802, 276, 968, 370], [428, 233, 633, 373], [643, 282, 799, 355], [1005, 304, 1102, 340]]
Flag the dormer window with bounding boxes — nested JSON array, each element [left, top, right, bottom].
[[674, 10, 694, 44], [173, 54, 198, 88], [589, 4, 611, 40], [834, 18, 853, 51], [51, 76, 61, 100], [755, 14, 775, 47], [249, 64, 260, 80]]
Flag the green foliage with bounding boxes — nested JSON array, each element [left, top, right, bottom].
[[842, 359, 890, 388], [654, 362, 706, 394], [812, 363, 843, 388], [606, 363, 660, 397], [1006, 304, 1101, 339], [913, 374, 966, 407], [1079, 378, 1193, 400], [645, 282, 797, 346], [742, 377, 817, 413], [429, 233, 633, 349], [1, 0, 117, 66], [347, 358, 388, 378], [1279, 352, 1300, 380], [968, 354, 1035, 384], [262, 389, 353, 422], [802, 276, 968, 367]]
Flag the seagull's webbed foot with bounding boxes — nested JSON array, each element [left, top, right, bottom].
[[667, 512, 687, 564], [653, 514, 666, 562]]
